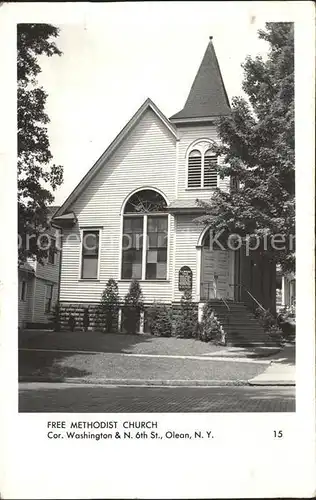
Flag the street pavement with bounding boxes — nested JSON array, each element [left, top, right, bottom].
[[19, 383, 295, 412]]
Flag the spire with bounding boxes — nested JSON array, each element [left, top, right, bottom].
[[170, 37, 231, 122]]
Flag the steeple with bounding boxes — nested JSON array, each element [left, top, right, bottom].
[[170, 37, 231, 122]]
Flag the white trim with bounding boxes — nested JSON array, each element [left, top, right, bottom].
[[120, 189, 170, 281], [196, 224, 212, 247], [170, 116, 224, 125], [44, 282, 54, 315], [118, 213, 124, 280], [185, 137, 216, 158], [196, 245, 202, 302], [175, 139, 179, 198], [78, 227, 102, 281], [142, 214, 148, 280], [186, 139, 218, 190], [171, 216, 177, 301], [120, 213, 169, 282], [166, 214, 171, 282], [228, 250, 235, 300], [201, 153, 205, 188], [139, 310, 145, 334], [120, 186, 169, 216], [31, 277, 36, 322], [198, 302, 204, 322]]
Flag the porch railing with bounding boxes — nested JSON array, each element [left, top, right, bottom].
[[200, 282, 230, 344], [229, 283, 266, 313]]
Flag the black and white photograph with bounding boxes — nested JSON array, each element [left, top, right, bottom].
[[1, 1, 315, 499], [17, 11, 297, 414]]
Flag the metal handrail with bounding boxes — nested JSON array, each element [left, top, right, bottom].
[[200, 282, 230, 345], [220, 296, 230, 312], [231, 283, 266, 312]]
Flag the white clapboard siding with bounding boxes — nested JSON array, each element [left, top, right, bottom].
[[18, 274, 35, 326], [176, 123, 230, 199], [173, 214, 203, 302], [31, 278, 59, 324], [35, 254, 60, 283], [35, 227, 61, 283], [59, 109, 176, 304]]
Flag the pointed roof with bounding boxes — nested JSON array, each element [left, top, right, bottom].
[[170, 37, 231, 122], [53, 99, 178, 219]]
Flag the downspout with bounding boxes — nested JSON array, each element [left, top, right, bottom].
[[51, 222, 63, 304]]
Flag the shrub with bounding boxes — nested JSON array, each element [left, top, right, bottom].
[[147, 302, 172, 337], [175, 290, 198, 338], [123, 279, 144, 334], [97, 279, 120, 333], [199, 301, 223, 344], [255, 307, 285, 345], [51, 302, 61, 331], [83, 307, 90, 332]]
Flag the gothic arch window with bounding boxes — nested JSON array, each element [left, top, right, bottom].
[[187, 141, 218, 189], [122, 189, 168, 280]]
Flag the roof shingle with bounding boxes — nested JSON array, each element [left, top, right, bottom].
[[170, 37, 231, 121]]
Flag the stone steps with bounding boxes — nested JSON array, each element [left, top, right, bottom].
[[209, 300, 269, 346]]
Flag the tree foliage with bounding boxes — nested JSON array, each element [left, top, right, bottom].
[[97, 279, 120, 333], [199, 301, 223, 344], [197, 23, 294, 272], [18, 23, 63, 263], [148, 302, 172, 337], [175, 290, 198, 338], [123, 280, 144, 334]]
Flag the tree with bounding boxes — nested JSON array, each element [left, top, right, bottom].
[[97, 279, 120, 333], [18, 24, 64, 264], [123, 280, 144, 334], [197, 23, 294, 272], [175, 290, 198, 338]]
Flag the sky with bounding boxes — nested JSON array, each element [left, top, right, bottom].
[[36, 2, 272, 206]]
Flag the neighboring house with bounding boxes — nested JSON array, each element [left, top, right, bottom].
[[53, 38, 276, 332], [282, 273, 295, 307], [276, 265, 295, 312], [18, 206, 61, 329]]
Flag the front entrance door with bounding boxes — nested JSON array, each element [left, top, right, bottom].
[[201, 249, 233, 300]]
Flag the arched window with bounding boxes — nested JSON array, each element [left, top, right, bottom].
[[122, 190, 168, 280], [187, 143, 218, 188]]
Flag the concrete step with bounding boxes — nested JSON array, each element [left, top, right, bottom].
[[218, 318, 264, 326], [209, 300, 273, 347]]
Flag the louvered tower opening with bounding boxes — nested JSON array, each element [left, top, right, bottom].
[[188, 150, 202, 187], [203, 149, 217, 188]]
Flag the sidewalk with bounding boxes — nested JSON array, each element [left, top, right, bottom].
[[248, 363, 295, 386]]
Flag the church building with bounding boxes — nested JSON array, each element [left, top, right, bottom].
[[53, 37, 276, 333]]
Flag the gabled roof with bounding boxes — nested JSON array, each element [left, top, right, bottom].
[[53, 99, 178, 219], [170, 37, 231, 122], [48, 205, 60, 216]]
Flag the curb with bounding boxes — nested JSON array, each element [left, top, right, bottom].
[[19, 376, 247, 386], [248, 380, 295, 387], [19, 376, 295, 387]]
